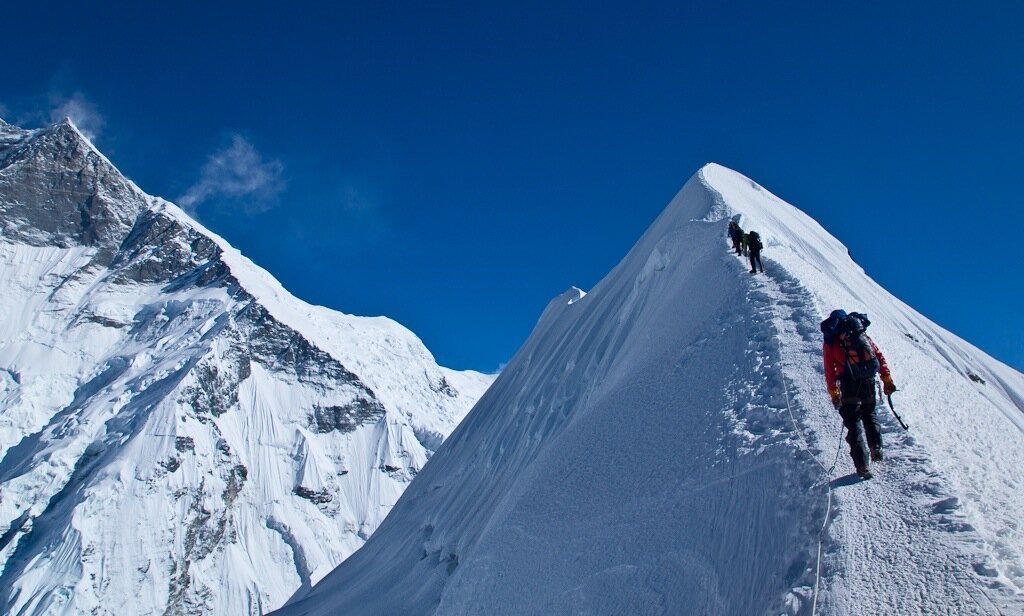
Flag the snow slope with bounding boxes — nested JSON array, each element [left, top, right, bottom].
[[0, 118, 492, 615], [276, 163, 1024, 615]]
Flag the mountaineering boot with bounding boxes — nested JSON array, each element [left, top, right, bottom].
[[870, 447, 884, 462], [856, 466, 873, 480]]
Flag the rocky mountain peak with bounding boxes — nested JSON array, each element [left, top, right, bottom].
[[0, 118, 144, 256]]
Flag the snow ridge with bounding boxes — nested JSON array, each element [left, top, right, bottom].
[[277, 163, 1024, 615]]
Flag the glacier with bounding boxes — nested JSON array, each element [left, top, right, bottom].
[[276, 164, 1024, 615], [0, 117, 493, 615]]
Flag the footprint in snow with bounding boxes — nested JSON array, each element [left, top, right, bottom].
[[931, 496, 960, 515]]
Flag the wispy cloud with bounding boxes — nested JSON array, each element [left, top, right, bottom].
[[338, 179, 376, 213], [0, 101, 10, 121], [49, 92, 105, 141], [178, 135, 285, 214], [330, 178, 390, 248]]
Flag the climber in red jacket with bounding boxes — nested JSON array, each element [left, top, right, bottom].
[[821, 310, 896, 479]]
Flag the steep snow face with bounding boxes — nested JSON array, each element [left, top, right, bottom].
[[277, 164, 1024, 615], [0, 119, 492, 615]]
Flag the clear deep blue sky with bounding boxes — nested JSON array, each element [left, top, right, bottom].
[[3, 2, 1022, 372]]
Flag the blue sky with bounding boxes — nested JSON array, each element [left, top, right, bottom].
[[2, 2, 1022, 372]]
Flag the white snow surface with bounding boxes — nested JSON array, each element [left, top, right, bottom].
[[0, 119, 493, 615], [276, 163, 1024, 615]]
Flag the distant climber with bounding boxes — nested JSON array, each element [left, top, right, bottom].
[[746, 231, 764, 274], [728, 220, 744, 255], [740, 232, 749, 256], [821, 310, 897, 479]]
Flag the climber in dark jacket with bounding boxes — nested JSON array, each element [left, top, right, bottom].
[[747, 231, 764, 273], [727, 220, 744, 255]]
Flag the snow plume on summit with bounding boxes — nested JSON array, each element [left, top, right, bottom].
[[277, 164, 1024, 615], [0, 118, 493, 615]]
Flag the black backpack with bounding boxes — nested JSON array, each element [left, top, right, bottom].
[[835, 312, 879, 381], [747, 231, 763, 251]]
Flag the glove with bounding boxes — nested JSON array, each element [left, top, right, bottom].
[[828, 387, 842, 409], [882, 376, 897, 396]]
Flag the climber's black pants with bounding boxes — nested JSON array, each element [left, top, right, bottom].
[[749, 249, 764, 272], [839, 378, 882, 469]]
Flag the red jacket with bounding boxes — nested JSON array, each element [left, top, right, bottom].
[[823, 336, 891, 392]]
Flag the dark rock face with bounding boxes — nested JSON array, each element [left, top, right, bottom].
[[163, 459, 252, 615], [429, 375, 459, 398], [225, 465, 248, 503], [171, 299, 385, 430], [111, 208, 225, 285], [293, 486, 333, 504], [238, 302, 370, 386], [179, 353, 252, 419], [161, 457, 182, 473], [311, 400, 386, 434], [0, 121, 143, 261]]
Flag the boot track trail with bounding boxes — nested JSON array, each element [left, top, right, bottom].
[[738, 253, 1022, 615]]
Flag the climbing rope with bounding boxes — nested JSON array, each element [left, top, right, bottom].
[[777, 331, 845, 616], [760, 277, 845, 616], [808, 430, 845, 615]]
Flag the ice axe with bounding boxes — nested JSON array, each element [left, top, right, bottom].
[[886, 392, 909, 430]]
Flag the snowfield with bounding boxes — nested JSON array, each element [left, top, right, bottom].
[[276, 164, 1024, 615]]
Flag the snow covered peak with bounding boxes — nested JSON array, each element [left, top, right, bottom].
[[277, 164, 1024, 615], [0, 119, 493, 614], [700, 163, 855, 266], [0, 117, 25, 137]]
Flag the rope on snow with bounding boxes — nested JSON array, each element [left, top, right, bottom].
[[759, 274, 844, 616]]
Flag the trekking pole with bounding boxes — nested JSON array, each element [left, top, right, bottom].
[[886, 392, 909, 430]]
